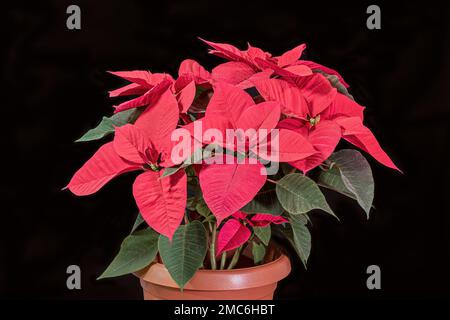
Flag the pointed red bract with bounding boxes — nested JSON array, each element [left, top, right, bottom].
[[67, 142, 140, 196], [236, 102, 281, 132], [250, 214, 288, 227], [257, 129, 316, 162], [236, 69, 273, 89], [205, 82, 254, 127], [135, 89, 180, 160], [298, 73, 337, 117], [216, 218, 251, 255], [108, 70, 154, 87], [277, 44, 306, 67], [252, 78, 309, 119], [283, 64, 313, 76], [113, 79, 172, 113], [176, 80, 196, 113], [132, 169, 187, 240], [321, 92, 364, 120], [183, 114, 232, 146], [232, 211, 248, 220], [245, 43, 272, 67], [178, 59, 211, 83], [173, 74, 194, 92], [211, 62, 255, 86], [254, 58, 336, 116], [113, 124, 151, 164], [288, 120, 342, 173], [335, 117, 400, 171], [109, 83, 147, 98], [200, 38, 249, 65], [297, 60, 350, 88], [199, 158, 267, 224]]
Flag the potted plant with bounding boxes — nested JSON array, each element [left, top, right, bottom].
[[66, 39, 400, 300]]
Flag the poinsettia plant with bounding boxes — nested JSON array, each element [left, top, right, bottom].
[[66, 39, 399, 289]]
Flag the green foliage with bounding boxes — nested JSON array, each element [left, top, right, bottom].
[[252, 242, 266, 264], [158, 221, 207, 289], [130, 212, 145, 233], [287, 214, 311, 268], [98, 228, 158, 279], [241, 186, 283, 215], [195, 199, 211, 217], [76, 108, 141, 142], [276, 173, 336, 218], [319, 149, 374, 218], [253, 225, 271, 246]]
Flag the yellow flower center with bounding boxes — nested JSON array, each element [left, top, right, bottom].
[[308, 115, 321, 126]]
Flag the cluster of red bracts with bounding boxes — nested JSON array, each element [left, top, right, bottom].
[[67, 39, 399, 241], [216, 212, 287, 256]]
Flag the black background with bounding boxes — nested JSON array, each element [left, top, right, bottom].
[[3, 0, 450, 299]]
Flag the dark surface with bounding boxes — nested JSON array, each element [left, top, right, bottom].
[[3, 0, 450, 299]]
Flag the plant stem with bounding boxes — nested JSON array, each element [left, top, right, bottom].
[[267, 178, 278, 184], [220, 252, 227, 270], [209, 222, 217, 270], [207, 221, 213, 233], [227, 245, 244, 270]]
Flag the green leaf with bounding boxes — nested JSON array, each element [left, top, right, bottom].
[[252, 242, 266, 265], [319, 149, 374, 218], [98, 228, 159, 279], [76, 108, 141, 142], [315, 70, 354, 100], [288, 214, 311, 268], [253, 225, 271, 246], [194, 86, 208, 100], [276, 173, 336, 218], [241, 186, 283, 215], [202, 214, 216, 223], [161, 167, 183, 178], [161, 149, 206, 179], [195, 199, 211, 218], [186, 197, 197, 211], [130, 212, 145, 234], [158, 221, 207, 289]]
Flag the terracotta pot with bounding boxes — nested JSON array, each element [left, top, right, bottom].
[[135, 254, 291, 300]]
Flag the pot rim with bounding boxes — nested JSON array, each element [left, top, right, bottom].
[[135, 253, 291, 291]]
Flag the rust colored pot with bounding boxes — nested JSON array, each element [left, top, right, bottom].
[[135, 254, 291, 300]]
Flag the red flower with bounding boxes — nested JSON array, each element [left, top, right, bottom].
[[180, 82, 317, 162], [253, 77, 399, 172], [200, 39, 348, 90], [177, 83, 316, 224], [109, 58, 211, 114], [68, 38, 400, 245], [67, 90, 185, 239], [216, 212, 288, 255], [108, 70, 173, 113]]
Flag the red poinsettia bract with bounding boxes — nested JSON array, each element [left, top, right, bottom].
[[253, 77, 399, 172], [180, 83, 316, 223], [68, 38, 400, 245], [216, 212, 288, 255], [67, 90, 186, 240], [109, 59, 211, 115]]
